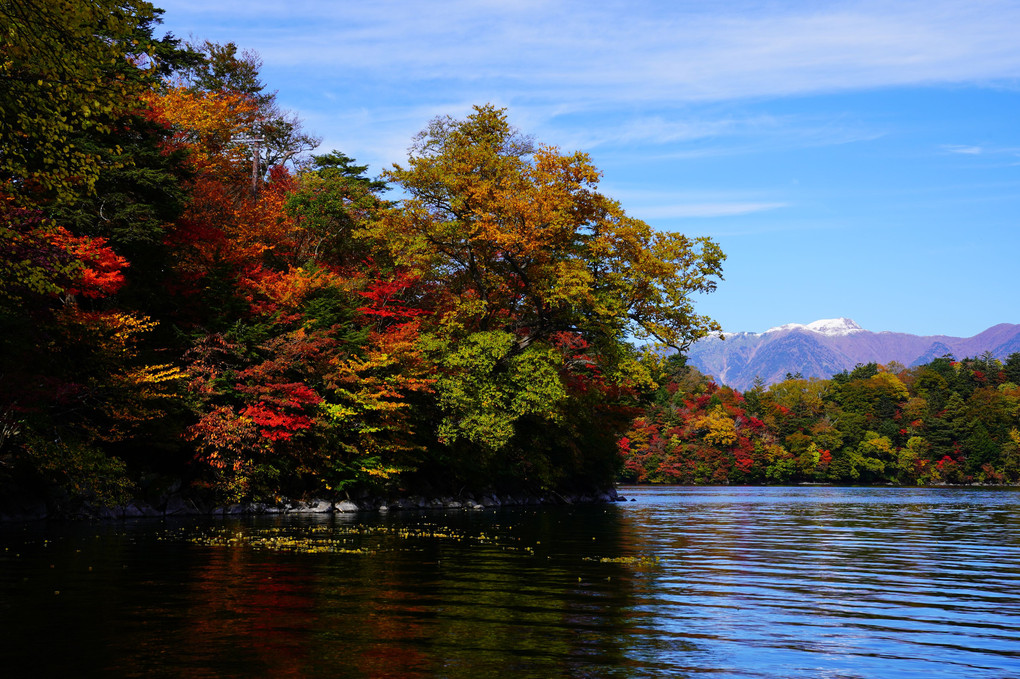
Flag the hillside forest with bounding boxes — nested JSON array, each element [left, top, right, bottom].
[[0, 1, 726, 511], [621, 355, 1020, 486]]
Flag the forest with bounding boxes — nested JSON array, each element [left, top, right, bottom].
[[0, 0, 725, 511], [620, 354, 1020, 486], [3, 3, 1014, 518]]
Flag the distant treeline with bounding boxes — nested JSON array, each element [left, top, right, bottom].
[[620, 354, 1020, 485]]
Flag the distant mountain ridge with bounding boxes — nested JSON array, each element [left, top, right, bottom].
[[685, 318, 1020, 391]]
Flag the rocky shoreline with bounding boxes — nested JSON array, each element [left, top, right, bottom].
[[0, 487, 628, 522]]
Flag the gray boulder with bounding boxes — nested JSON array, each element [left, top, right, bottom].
[[288, 498, 333, 514], [164, 496, 198, 516], [124, 502, 160, 517]]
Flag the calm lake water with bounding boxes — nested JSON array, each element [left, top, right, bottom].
[[2, 486, 1019, 678]]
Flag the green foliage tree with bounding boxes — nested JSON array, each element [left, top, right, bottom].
[[1004, 353, 1020, 386], [284, 151, 389, 268], [0, 0, 182, 202]]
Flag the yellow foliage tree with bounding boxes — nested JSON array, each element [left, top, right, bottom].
[[694, 406, 738, 447]]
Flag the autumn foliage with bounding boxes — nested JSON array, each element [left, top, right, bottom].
[[620, 356, 1020, 486], [0, 3, 734, 510], [4, 1, 1017, 514]]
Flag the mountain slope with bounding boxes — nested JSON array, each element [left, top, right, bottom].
[[685, 319, 1020, 390]]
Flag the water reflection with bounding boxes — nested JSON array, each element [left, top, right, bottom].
[[0, 509, 647, 677], [2, 489, 1019, 677], [617, 486, 1020, 678]]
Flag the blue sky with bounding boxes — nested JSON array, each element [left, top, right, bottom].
[[153, 0, 1019, 338]]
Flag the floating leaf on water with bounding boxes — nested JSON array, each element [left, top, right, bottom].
[[583, 555, 660, 567]]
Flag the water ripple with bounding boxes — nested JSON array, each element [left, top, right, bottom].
[[617, 486, 1020, 678], [2, 487, 1019, 677]]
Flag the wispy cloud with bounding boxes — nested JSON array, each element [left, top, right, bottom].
[[155, 0, 1020, 170], [602, 188, 791, 222], [549, 112, 882, 151], [161, 0, 1020, 101], [944, 145, 985, 154], [637, 202, 789, 219], [943, 143, 1020, 156]]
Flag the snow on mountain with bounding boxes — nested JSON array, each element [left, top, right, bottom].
[[764, 318, 865, 336], [685, 320, 1020, 390]]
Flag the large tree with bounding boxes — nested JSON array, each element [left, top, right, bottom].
[[370, 105, 725, 486], [379, 104, 725, 359]]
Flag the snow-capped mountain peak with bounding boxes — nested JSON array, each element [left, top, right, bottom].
[[765, 318, 865, 336], [686, 321, 1020, 391]]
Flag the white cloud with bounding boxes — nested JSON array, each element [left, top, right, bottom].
[[153, 0, 1020, 171], [943, 143, 1020, 157], [159, 0, 1020, 103], [944, 145, 984, 154], [602, 188, 790, 221], [636, 202, 789, 219]]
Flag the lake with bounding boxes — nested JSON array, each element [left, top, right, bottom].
[[2, 486, 1019, 678]]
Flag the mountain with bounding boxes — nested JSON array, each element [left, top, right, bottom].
[[685, 318, 1020, 391]]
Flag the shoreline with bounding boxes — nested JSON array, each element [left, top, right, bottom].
[[0, 487, 626, 522], [10, 482, 1015, 522]]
